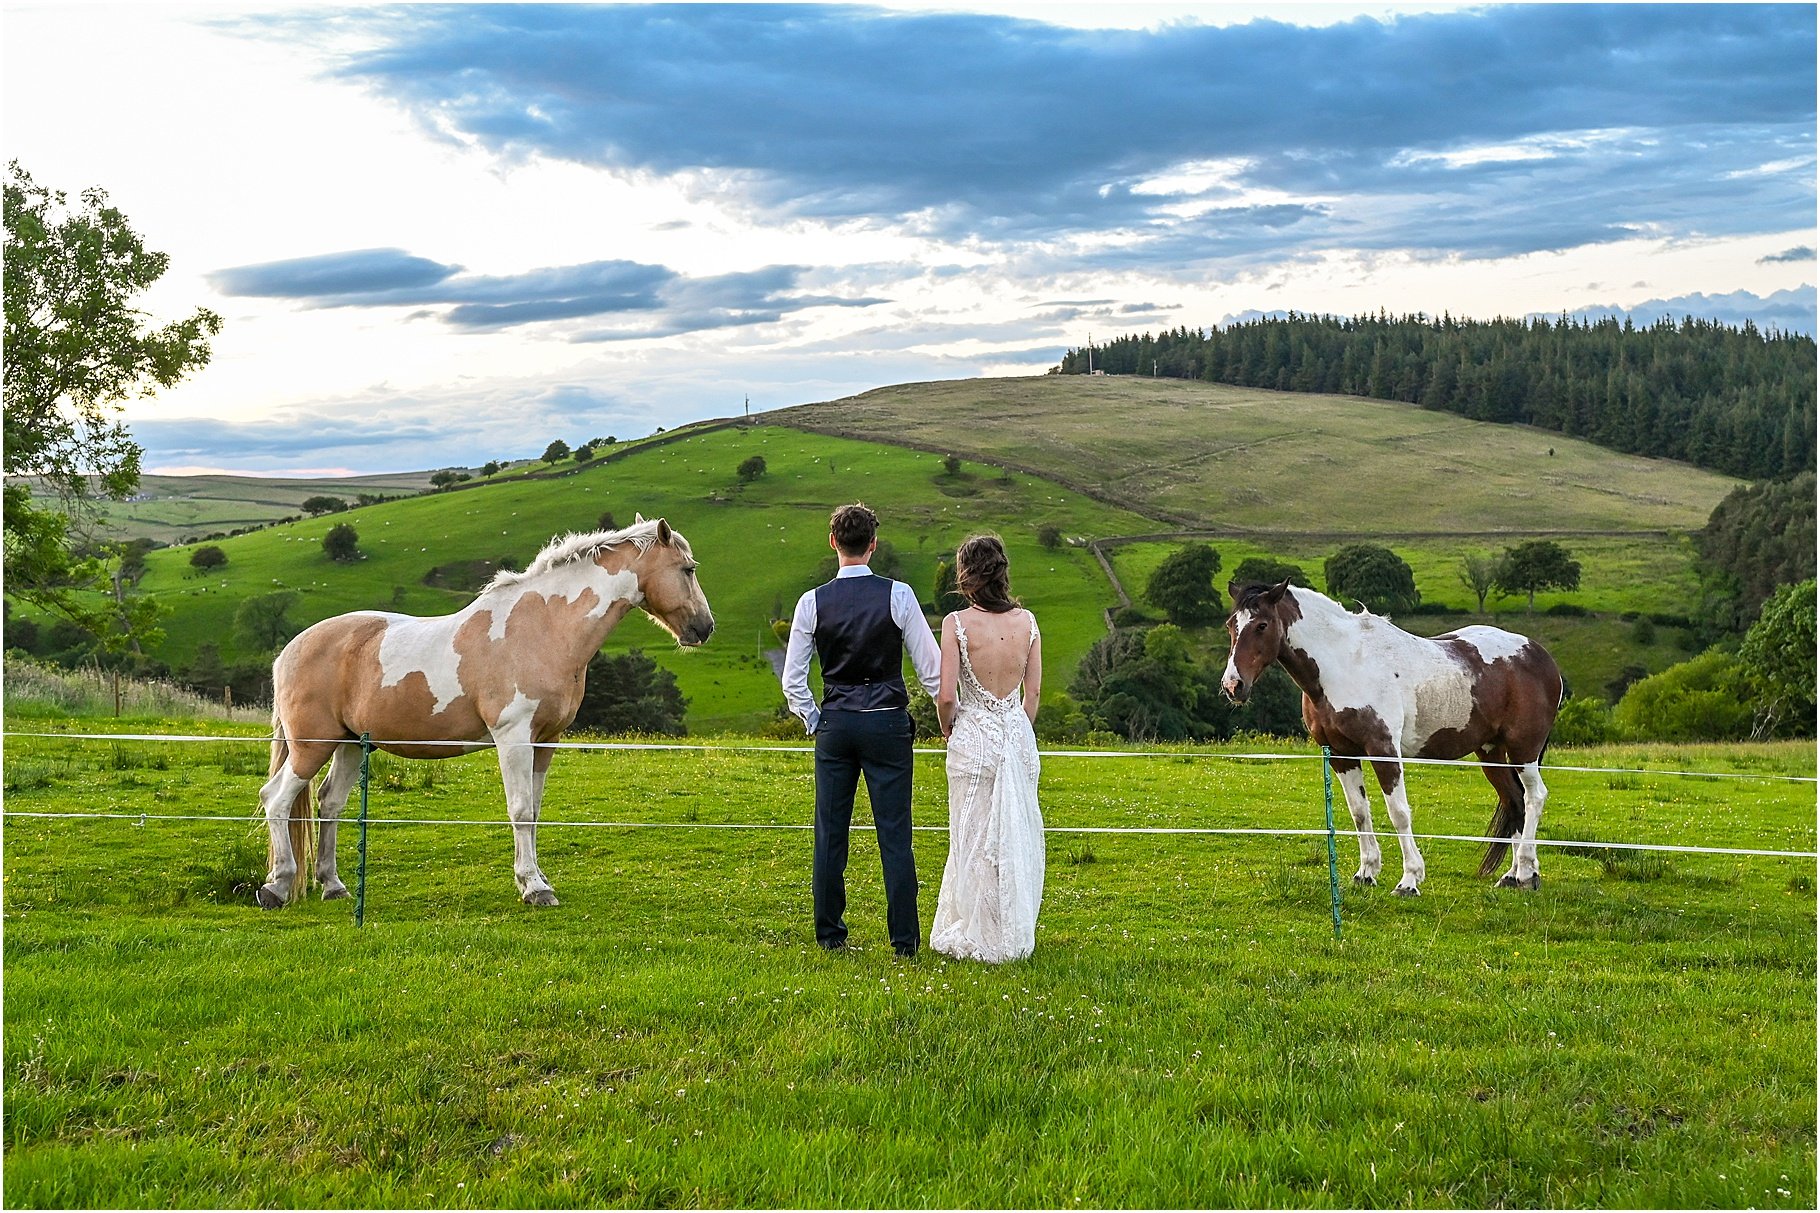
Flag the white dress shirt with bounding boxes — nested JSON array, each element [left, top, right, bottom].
[[782, 565, 942, 734]]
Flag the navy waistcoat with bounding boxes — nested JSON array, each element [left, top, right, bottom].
[[814, 575, 908, 712]]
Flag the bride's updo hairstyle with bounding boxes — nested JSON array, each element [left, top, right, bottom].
[[956, 534, 1019, 613]]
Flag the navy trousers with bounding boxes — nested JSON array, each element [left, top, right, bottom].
[[813, 708, 919, 952]]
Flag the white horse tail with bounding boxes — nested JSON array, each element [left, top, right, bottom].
[[267, 709, 316, 904]]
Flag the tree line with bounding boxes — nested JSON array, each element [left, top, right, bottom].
[[1056, 311, 1815, 482]]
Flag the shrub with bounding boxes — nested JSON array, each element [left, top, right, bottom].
[[1146, 543, 1224, 627], [1544, 602, 1589, 617], [1613, 649, 1754, 742], [1324, 544, 1418, 615], [189, 545, 227, 572], [1550, 696, 1616, 746], [572, 650, 687, 735], [737, 455, 767, 483], [1037, 523, 1063, 550], [323, 523, 360, 562]]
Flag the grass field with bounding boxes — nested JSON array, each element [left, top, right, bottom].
[[773, 376, 1739, 534], [3, 704, 1813, 1208], [106, 424, 1157, 733]]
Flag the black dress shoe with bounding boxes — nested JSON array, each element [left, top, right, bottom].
[[893, 945, 918, 959], [819, 940, 848, 952]]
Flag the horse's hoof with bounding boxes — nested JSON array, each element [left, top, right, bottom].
[[255, 885, 286, 910], [523, 889, 560, 908], [1393, 884, 1420, 898], [321, 884, 350, 901], [1353, 874, 1377, 888], [1495, 874, 1540, 891]]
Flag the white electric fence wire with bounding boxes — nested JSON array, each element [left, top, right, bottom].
[[5, 731, 1813, 858], [5, 731, 1817, 784]]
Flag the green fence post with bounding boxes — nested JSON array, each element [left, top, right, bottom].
[[1321, 745, 1343, 940], [355, 732, 372, 928]]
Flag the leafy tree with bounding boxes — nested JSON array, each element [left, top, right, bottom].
[[1037, 523, 1063, 550], [300, 495, 347, 516], [1324, 544, 1419, 614], [541, 439, 570, 464], [1613, 649, 1753, 742], [1457, 552, 1499, 612], [481, 460, 502, 477], [1550, 696, 1616, 746], [737, 454, 767, 483], [943, 454, 962, 476], [1738, 578, 1816, 737], [1230, 556, 1311, 590], [428, 471, 460, 490], [815, 540, 903, 586], [323, 523, 360, 562], [573, 444, 595, 463], [1695, 472, 1817, 633], [4, 161, 221, 649], [189, 545, 227, 572], [1145, 543, 1224, 626], [572, 649, 687, 735], [234, 590, 301, 654], [1494, 540, 1581, 611], [932, 554, 967, 614]]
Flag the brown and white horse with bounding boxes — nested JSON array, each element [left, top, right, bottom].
[[257, 517, 714, 909], [1221, 580, 1564, 894]]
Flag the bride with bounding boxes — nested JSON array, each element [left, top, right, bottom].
[[929, 534, 1045, 963]]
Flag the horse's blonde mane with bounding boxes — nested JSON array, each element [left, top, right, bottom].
[[482, 520, 664, 592]]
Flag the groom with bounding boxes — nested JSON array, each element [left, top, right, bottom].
[[783, 502, 941, 957]]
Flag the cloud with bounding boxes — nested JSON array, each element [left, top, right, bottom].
[[1760, 246, 1816, 264], [209, 250, 885, 336], [272, 3, 1815, 266], [1547, 286, 1816, 335]]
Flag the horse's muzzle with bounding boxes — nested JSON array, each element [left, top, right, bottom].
[[1221, 677, 1249, 706], [681, 616, 716, 646]]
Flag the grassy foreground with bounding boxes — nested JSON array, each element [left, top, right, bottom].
[[3, 716, 1813, 1208]]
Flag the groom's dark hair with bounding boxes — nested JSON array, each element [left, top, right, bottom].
[[829, 502, 879, 556]]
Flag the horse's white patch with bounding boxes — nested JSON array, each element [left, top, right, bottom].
[[482, 563, 640, 642], [1404, 663, 1476, 750], [1447, 625, 1531, 664], [375, 613, 468, 715]]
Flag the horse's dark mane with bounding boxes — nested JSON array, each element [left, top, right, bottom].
[[1230, 582, 1279, 613]]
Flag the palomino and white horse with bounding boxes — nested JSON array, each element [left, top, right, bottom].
[[1221, 580, 1564, 894], [257, 517, 713, 909]]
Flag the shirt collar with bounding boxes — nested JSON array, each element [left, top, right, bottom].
[[835, 564, 873, 578]]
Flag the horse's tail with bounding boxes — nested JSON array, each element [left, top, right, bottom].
[[267, 707, 315, 904], [1478, 674, 1568, 876]]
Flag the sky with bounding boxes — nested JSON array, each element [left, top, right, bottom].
[[4, 1, 1814, 476]]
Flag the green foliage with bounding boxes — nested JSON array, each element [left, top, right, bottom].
[[1060, 312, 1816, 481], [1229, 556, 1310, 590], [1613, 648, 1755, 742], [943, 453, 962, 476], [3, 161, 219, 648], [1696, 472, 1817, 633], [1458, 551, 1500, 612], [1068, 624, 1302, 742], [1496, 539, 1582, 610], [300, 495, 347, 516], [481, 460, 502, 477], [1551, 695, 1616, 746], [322, 523, 360, 562], [1324, 543, 1418, 614], [188, 545, 227, 572], [737, 454, 768, 483], [573, 444, 595, 463], [1036, 523, 1063, 550], [1144, 543, 1224, 626], [932, 554, 967, 615], [1738, 579, 1816, 737], [573, 649, 687, 736], [541, 439, 570, 463], [231, 590, 300, 656]]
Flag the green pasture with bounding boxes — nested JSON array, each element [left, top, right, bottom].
[[123, 424, 1153, 732], [2, 709, 1813, 1208], [1105, 536, 1706, 699], [774, 376, 1740, 534]]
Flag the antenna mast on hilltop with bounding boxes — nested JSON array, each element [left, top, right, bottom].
[[1087, 332, 1093, 374]]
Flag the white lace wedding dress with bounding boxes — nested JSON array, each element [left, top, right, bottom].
[[929, 615, 1045, 963]]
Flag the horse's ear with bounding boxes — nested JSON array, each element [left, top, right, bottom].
[[634, 512, 648, 525], [1264, 579, 1292, 604], [1226, 579, 1242, 601], [655, 517, 673, 546]]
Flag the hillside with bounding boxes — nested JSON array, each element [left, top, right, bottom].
[[28, 377, 1752, 731], [10, 470, 442, 546], [770, 375, 1738, 534]]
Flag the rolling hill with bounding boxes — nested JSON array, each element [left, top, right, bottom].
[[45, 377, 1745, 731]]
